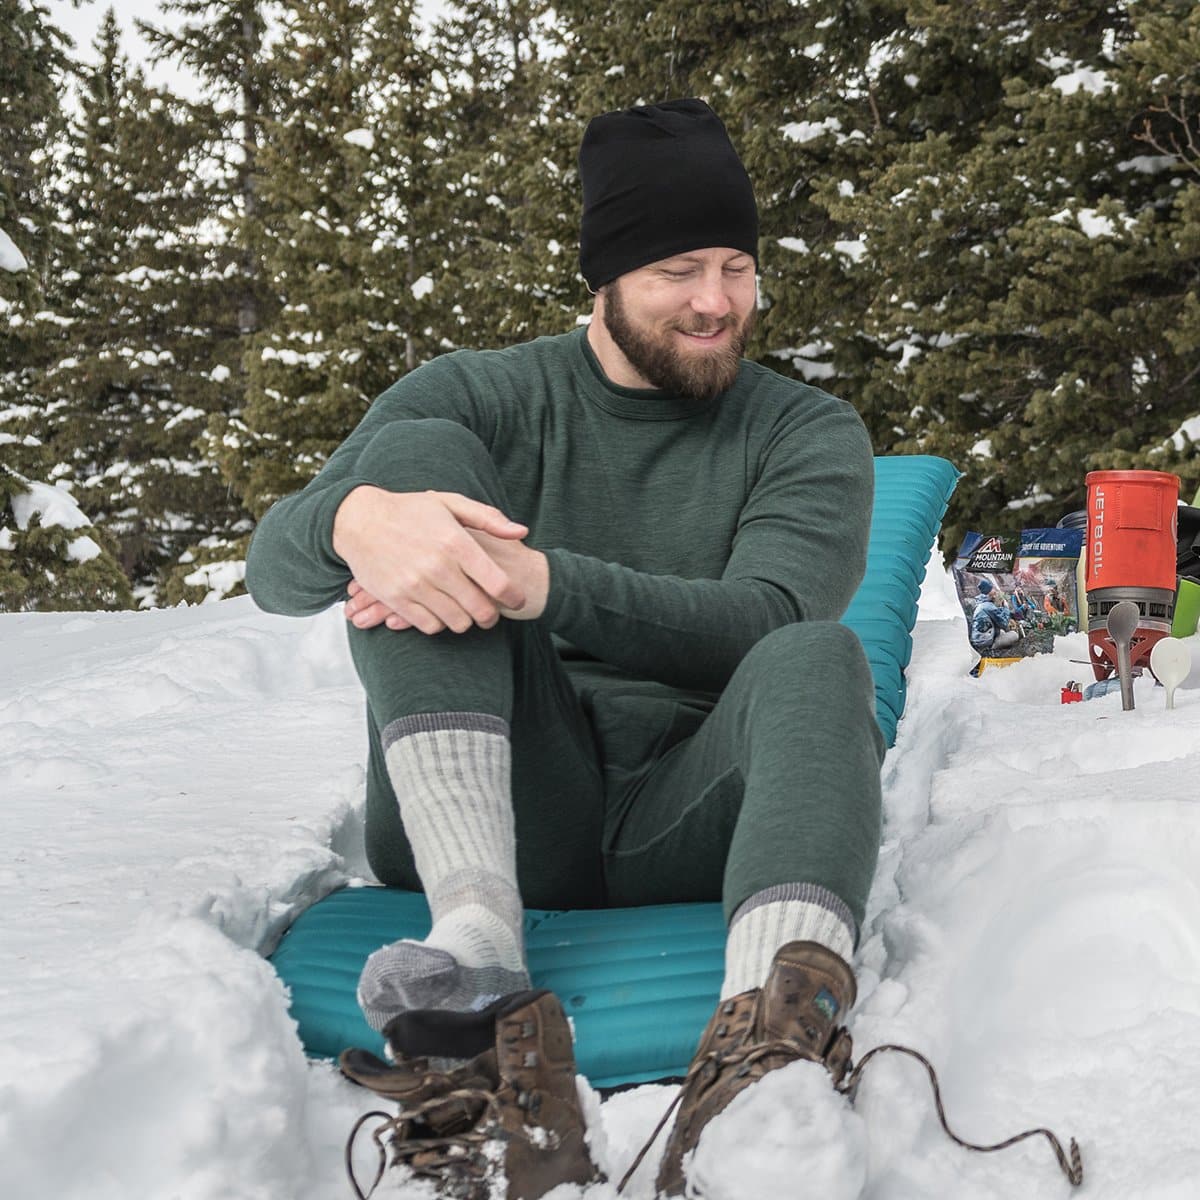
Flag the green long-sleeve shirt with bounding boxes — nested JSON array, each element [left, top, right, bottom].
[[244, 326, 874, 697]]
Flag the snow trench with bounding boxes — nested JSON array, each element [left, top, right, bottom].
[[3, 568, 1199, 1198]]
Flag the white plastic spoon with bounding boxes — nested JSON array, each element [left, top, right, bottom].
[[1150, 637, 1192, 711], [1106, 601, 1140, 712]]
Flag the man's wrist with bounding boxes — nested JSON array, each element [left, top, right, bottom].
[[530, 549, 550, 618], [332, 484, 375, 562]]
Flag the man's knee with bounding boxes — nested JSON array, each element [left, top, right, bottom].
[[743, 620, 870, 682], [355, 418, 495, 495], [736, 622, 880, 743]]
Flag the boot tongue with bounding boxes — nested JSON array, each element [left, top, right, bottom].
[[760, 947, 854, 1047], [383, 989, 550, 1061]]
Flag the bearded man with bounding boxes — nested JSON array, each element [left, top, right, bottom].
[[246, 98, 884, 1198]]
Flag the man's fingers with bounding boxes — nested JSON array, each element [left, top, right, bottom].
[[347, 564, 501, 634], [437, 492, 528, 540], [347, 599, 391, 629], [406, 576, 498, 634], [457, 535, 527, 611], [397, 601, 446, 635]]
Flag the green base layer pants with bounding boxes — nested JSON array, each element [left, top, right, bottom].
[[344, 420, 886, 930]]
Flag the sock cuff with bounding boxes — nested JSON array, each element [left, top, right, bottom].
[[382, 711, 509, 750], [730, 883, 858, 947], [428, 868, 523, 921]]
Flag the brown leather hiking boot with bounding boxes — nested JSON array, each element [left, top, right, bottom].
[[654, 940, 857, 1197], [341, 989, 601, 1200]]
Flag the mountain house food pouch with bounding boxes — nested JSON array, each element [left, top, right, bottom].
[[953, 527, 1085, 672]]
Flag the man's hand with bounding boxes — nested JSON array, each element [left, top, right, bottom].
[[343, 529, 550, 632], [464, 528, 549, 620], [333, 485, 532, 635]]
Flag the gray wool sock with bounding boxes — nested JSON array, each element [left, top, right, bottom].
[[722, 884, 856, 1000], [357, 714, 531, 1032]]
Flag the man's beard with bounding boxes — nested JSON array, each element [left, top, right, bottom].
[[601, 280, 755, 402]]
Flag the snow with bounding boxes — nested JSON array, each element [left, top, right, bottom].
[[1006, 490, 1055, 510], [781, 117, 841, 145], [1169, 414, 1200, 451], [66, 534, 102, 563], [164, 406, 208, 432], [9, 479, 94, 533], [1117, 155, 1177, 175], [0, 226, 29, 272], [1049, 207, 1136, 238], [261, 346, 328, 369], [834, 237, 868, 263], [770, 343, 837, 382], [1051, 67, 1115, 96], [344, 128, 375, 151], [777, 236, 810, 255], [411, 274, 434, 300], [183, 557, 247, 602], [3, 558, 1200, 1198]]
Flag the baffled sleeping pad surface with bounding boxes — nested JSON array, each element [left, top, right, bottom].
[[270, 454, 960, 1086]]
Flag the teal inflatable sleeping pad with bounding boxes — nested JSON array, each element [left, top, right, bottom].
[[270, 454, 960, 1087]]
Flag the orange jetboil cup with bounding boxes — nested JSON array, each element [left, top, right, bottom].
[[1085, 470, 1180, 681]]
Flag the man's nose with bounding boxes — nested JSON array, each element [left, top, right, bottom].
[[689, 271, 733, 318]]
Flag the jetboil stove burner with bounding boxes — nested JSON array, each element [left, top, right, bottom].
[[1085, 470, 1180, 682]]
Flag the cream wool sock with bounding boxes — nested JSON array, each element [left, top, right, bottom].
[[721, 884, 856, 1000], [357, 713, 530, 1031]]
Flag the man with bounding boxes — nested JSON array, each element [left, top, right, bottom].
[[1042, 580, 1068, 615], [246, 98, 883, 1198], [1009, 584, 1033, 623], [970, 577, 1020, 655]]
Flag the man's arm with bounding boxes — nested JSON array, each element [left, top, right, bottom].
[[243, 355, 497, 618], [539, 406, 874, 693], [337, 394, 874, 693]]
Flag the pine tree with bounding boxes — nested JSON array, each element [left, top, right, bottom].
[[872, 0, 1198, 550], [1, 0, 72, 439], [757, 0, 1200, 554], [37, 10, 245, 603], [428, 0, 581, 346], [1102, 0, 1200, 496], [137, 0, 274, 346], [137, 0, 273, 603], [0, 1, 131, 611], [212, 0, 450, 524]]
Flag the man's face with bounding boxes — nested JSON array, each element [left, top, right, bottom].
[[599, 248, 757, 402]]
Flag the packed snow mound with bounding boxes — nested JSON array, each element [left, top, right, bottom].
[[2, 565, 1199, 1198]]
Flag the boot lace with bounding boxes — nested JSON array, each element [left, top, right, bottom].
[[345, 1086, 503, 1200], [617, 1035, 1084, 1193], [840, 1043, 1083, 1186]]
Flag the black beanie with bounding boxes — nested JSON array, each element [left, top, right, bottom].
[[578, 98, 758, 290]]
